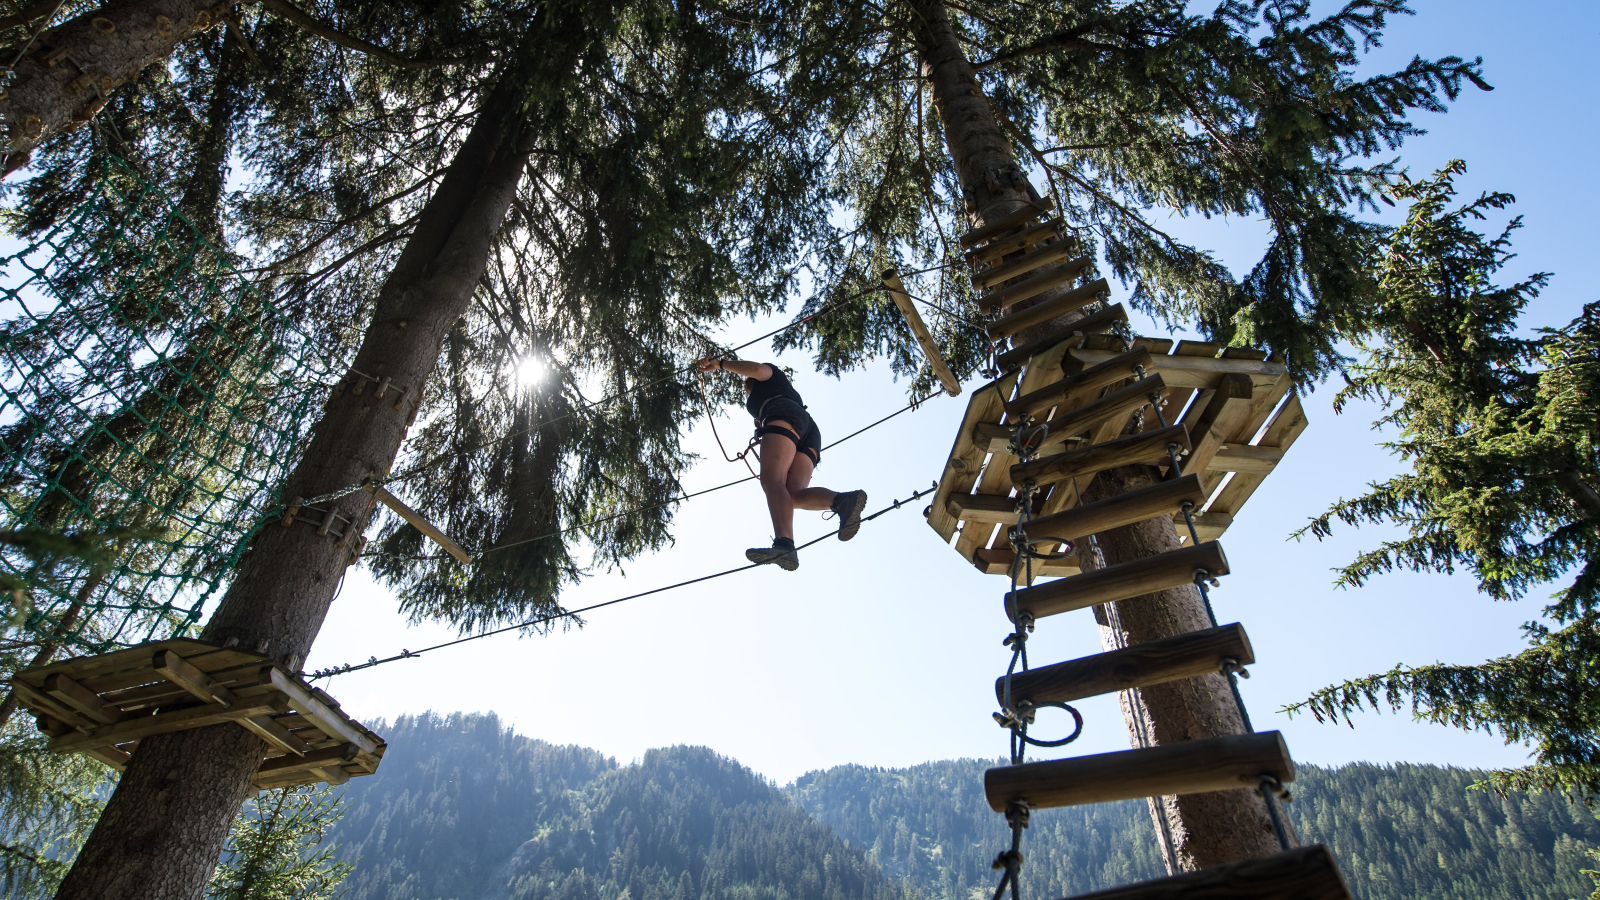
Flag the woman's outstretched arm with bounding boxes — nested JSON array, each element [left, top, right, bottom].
[[694, 358, 773, 380]]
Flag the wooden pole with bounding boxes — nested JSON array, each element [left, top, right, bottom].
[[882, 270, 962, 396], [362, 481, 473, 563]]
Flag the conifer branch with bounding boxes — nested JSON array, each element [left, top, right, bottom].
[[256, 0, 465, 70]]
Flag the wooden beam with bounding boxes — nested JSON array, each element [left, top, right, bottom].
[[995, 304, 1128, 372], [14, 680, 97, 731], [948, 492, 1021, 525], [253, 743, 359, 789], [1211, 394, 1308, 517], [960, 198, 1054, 249], [238, 715, 311, 756], [1057, 845, 1352, 900], [1017, 474, 1210, 545], [1070, 348, 1286, 389], [972, 546, 1080, 578], [982, 256, 1095, 307], [983, 730, 1294, 811], [50, 692, 289, 753], [1183, 374, 1254, 477], [1010, 424, 1191, 490], [1006, 541, 1229, 622], [84, 745, 132, 771], [364, 482, 472, 563], [883, 270, 962, 396], [268, 668, 380, 756], [986, 280, 1109, 340], [1006, 348, 1152, 419], [969, 220, 1060, 265], [43, 673, 124, 725], [930, 372, 1018, 541], [153, 649, 239, 709], [997, 623, 1254, 705], [1033, 375, 1163, 452], [1207, 445, 1281, 475], [974, 241, 1082, 289]]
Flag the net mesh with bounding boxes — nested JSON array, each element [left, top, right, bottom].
[[0, 157, 337, 654]]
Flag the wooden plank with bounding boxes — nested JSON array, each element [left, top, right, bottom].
[[1070, 348, 1286, 390], [268, 668, 380, 756], [948, 493, 1021, 525], [14, 681, 95, 731], [1058, 845, 1352, 900], [960, 197, 1054, 249], [102, 663, 274, 712], [982, 257, 1094, 308], [366, 483, 472, 563], [238, 715, 311, 756], [997, 623, 1253, 705], [1173, 510, 1233, 542], [986, 280, 1109, 341], [1206, 445, 1281, 475], [43, 673, 124, 725], [1006, 541, 1229, 622], [930, 373, 1017, 541], [1210, 393, 1308, 516], [84, 745, 131, 771], [253, 743, 359, 789], [1031, 375, 1164, 453], [1018, 474, 1210, 545], [974, 240, 1082, 289], [883, 270, 961, 396], [972, 547, 1080, 578], [1181, 374, 1255, 478], [996, 304, 1128, 372], [1010, 424, 1191, 490], [50, 691, 290, 753], [153, 649, 239, 709], [983, 730, 1294, 811], [1006, 348, 1152, 419], [969, 220, 1060, 265]]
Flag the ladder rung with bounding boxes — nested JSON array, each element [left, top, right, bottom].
[[997, 623, 1253, 705], [1009, 424, 1191, 489], [1006, 347, 1152, 418], [975, 240, 1081, 289], [984, 730, 1293, 811], [976, 375, 1163, 455], [960, 198, 1055, 249], [982, 255, 1094, 307], [974, 546, 1080, 578], [1006, 540, 1229, 621], [986, 279, 1110, 339], [968, 220, 1060, 265], [1059, 845, 1352, 900], [996, 303, 1129, 372], [1017, 474, 1209, 544]]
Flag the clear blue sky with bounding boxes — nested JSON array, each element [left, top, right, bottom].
[[305, 0, 1600, 785]]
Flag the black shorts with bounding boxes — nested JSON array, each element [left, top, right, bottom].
[[756, 398, 821, 465]]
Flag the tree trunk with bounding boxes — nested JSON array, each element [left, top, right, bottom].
[[0, 0, 239, 175], [904, 0, 1288, 871], [52, 40, 545, 900]]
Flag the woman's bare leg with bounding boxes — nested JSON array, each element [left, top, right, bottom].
[[785, 452, 836, 511], [758, 424, 800, 539]]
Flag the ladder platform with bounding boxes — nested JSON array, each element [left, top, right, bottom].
[[1057, 845, 1352, 900], [997, 623, 1253, 705], [12, 639, 385, 790], [1006, 540, 1229, 621], [1010, 424, 1191, 489], [983, 730, 1293, 811], [995, 303, 1128, 372], [975, 239, 1082, 290], [1006, 347, 1153, 419], [986, 279, 1108, 340], [1017, 474, 1210, 545], [960, 198, 1054, 249]]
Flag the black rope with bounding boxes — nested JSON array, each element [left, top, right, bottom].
[[305, 481, 940, 680]]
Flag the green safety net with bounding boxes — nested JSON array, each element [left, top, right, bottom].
[[0, 158, 340, 655]]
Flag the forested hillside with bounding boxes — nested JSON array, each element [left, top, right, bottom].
[[330, 714, 1600, 900]]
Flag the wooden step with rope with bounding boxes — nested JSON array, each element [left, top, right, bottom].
[[1015, 474, 1209, 545], [974, 239, 1083, 290], [960, 197, 1055, 249], [12, 638, 384, 789], [1005, 541, 1229, 622], [981, 255, 1096, 308], [976, 375, 1166, 455], [997, 623, 1252, 706], [1056, 845, 1353, 900], [1006, 347, 1152, 419], [995, 303, 1129, 372], [986, 279, 1110, 340], [1009, 423, 1191, 489], [983, 730, 1293, 811], [973, 546, 1081, 578], [969, 220, 1063, 266]]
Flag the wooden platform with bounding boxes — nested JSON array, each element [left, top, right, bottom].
[[11, 638, 384, 789], [928, 331, 1305, 583], [1056, 845, 1352, 900]]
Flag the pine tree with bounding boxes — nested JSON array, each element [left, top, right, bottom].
[[0, 720, 110, 898], [1285, 162, 1600, 798], [205, 784, 352, 900]]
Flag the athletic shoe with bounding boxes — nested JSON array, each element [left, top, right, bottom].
[[746, 536, 799, 571], [831, 490, 868, 541]]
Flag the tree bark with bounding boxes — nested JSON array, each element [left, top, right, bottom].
[[0, 0, 239, 175], [904, 0, 1288, 871], [52, 33, 550, 900]]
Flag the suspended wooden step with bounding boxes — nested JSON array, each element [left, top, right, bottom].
[[1006, 541, 1229, 622], [12, 638, 385, 789], [981, 255, 1095, 308], [986, 279, 1109, 339], [948, 492, 1029, 525], [1010, 423, 1191, 489], [975, 375, 1165, 455], [984, 730, 1293, 811], [881, 269, 961, 396], [974, 240, 1083, 290], [972, 546, 1080, 578], [960, 198, 1055, 249], [1059, 844, 1352, 900], [997, 623, 1253, 706], [1072, 335, 1287, 391], [1006, 347, 1153, 419], [1016, 474, 1209, 546], [969, 220, 1063, 266], [995, 303, 1128, 372]]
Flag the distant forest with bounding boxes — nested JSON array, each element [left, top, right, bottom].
[[327, 713, 1600, 900]]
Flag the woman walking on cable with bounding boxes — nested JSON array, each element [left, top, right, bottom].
[[695, 357, 867, 571]]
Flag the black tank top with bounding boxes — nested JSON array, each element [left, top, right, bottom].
[[744, 364, 805, 419]]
